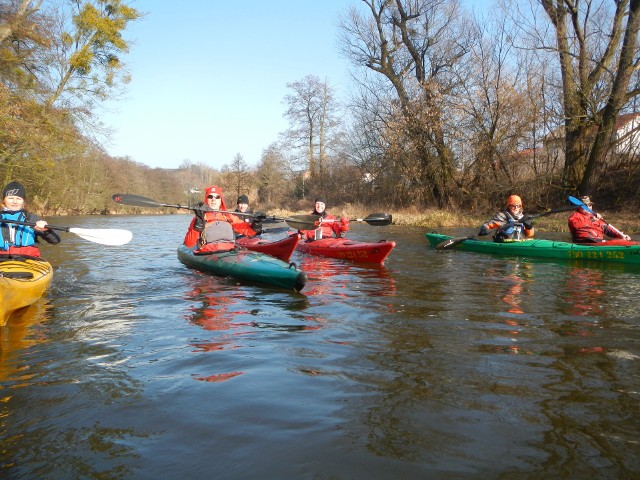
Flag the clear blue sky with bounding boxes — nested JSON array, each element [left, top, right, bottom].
[[101, 1, 490, 170], [101, 1, 354, 170]]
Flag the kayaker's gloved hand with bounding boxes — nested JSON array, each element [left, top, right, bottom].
[[194, 202, 206, 232], [250, 220, 263, 235], [251, 212, 266, 235], [478, 224, 490, 236], [40, 229, 61, 245], [520, 215, 533, 230]]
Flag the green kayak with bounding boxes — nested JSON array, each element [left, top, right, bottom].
[[426, 233, 640, 265], [177, 245, 307, 291]]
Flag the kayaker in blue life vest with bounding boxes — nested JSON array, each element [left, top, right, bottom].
[[299, 197, 349, 240], [1, 181, 60, 257], [478, 194, 534, 242]]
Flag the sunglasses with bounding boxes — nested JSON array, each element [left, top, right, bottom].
[[207, 194, 220, 200]]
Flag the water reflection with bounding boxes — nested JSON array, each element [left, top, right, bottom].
[[298, 254, 397, 300], [2, 219, 639, 478], [182, 274, 322, 383], [0, 300, 51, 384], [560, 266, 606, 317]]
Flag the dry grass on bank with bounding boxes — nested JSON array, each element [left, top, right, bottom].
[[292, 204, 640, 235]]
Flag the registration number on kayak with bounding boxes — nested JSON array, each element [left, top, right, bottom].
[[335, 250, 377, 260], [568, 250, 625, 260]]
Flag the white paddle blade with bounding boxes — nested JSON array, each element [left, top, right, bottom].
[[68, 228, 133, 245]]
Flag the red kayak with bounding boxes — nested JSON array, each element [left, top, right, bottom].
[[237, 233, 300, 262], [296, 237, 395, 264]]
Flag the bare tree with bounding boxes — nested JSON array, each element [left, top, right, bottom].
[[255, 144, 290, 206], [41, 0, 140, 110], [450, 9, 552, 208], [339, 0, 473, 208], [0, 0, 43, 44], [514, 0, 640, 194], [221, 153, 251, 201], [282, 75, 340, 183]]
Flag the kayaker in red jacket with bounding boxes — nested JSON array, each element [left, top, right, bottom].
[[478, 194, 534, 242], [568, 195, 632, 243], [183, 186, 258, 249], [299, 197, 349, 240], [1, 181, 60, 257]]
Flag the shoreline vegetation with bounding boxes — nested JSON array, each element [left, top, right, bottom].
[[102, 204, 640, 236]]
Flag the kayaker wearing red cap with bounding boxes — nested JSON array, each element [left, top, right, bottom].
[[568, 195, 632, 243], [299, 197, 349, 240], [183, 186, 258, 250], [478, 194, 534, 242], [1, 181, 60, 257]]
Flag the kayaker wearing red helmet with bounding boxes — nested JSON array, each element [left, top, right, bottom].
[[183, 186, 258, 250], [300, 197, 349, 240], [1, 181, 60, 257], [568, 195, 631, 243], [478, 194, 534, 242]]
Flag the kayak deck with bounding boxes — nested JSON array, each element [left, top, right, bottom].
[[296, 237, 395, 264], [1, 256, 53, 326], [236, 233, 300, 262], [177, 244, 307, 291], [426, 232, 640, 265]]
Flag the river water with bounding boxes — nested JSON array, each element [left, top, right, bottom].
[[1, 215, 639, 479]]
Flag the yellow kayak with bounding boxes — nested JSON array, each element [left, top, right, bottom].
[[0, 256, 53, 326]]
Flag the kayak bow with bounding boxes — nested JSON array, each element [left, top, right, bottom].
[[1, 256, 53, 325], [177, 245, 307, 291]]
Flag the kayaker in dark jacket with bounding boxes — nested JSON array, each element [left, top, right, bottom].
[[235, 194, 252, 217], [234, 194, 263, 235], [299, 197, 349, 240], [1, 181, 60, 257], [479, 194, 534, 242], [568, 195, 632, 243], [183, 186, 258, 250]]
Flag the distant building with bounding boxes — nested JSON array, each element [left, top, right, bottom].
[[543, 112, 640, 160]]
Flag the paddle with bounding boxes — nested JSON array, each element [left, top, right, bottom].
[[568, 195, 628, 239], [435, 234, 476, 251], [435, 205, 577, 251], [111, 193, 321, 230], [320, 212, 392, 226], [1, 220, 133, 245]]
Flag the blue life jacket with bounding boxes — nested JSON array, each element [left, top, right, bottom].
[[494, 219, 524, 243], [1, 210, 37, 250]]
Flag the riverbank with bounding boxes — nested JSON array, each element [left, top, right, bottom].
[[106, 203, 639, 235], [267, 205, 639, 235]]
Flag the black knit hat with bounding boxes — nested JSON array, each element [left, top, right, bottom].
[[237, 194, 249, 204], [314, 197, 326, 206], [3, 181, 26, 199]]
